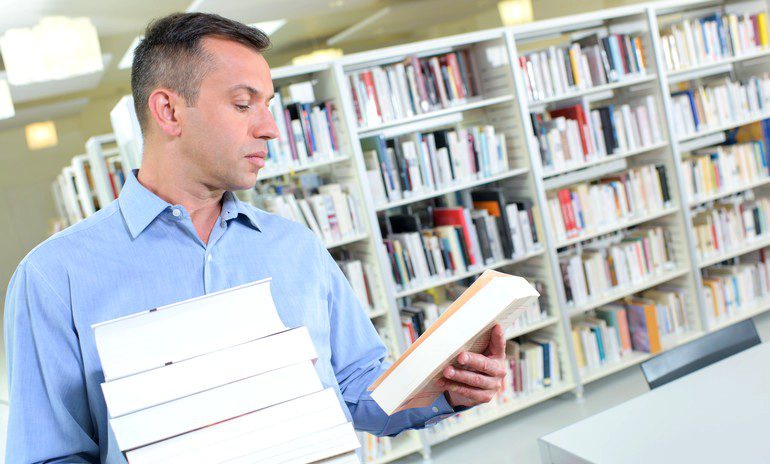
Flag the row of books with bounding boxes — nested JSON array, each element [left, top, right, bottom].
[[362, 125, 510, 206], [519, 32, 647, 102], [266, 82, 343, 174], [693, 194, 770, 260], [104, 156, 126, 199], [94, 280, 359, 463], [260, 183, 365, 244], [702, 248, 770, 325], [382, 202, 541, 291], [426, 333, 562, 438], [531, 97, 663, 173], [348, 50, 480, 128], [670, 74, 770, 137], [573, 288, 689, 371], [358, 433, 399, 463], [546, 164, 672, 243], [660, 11, 769, 72], [560, 226, 676, 307], [399, 280, 547, 344], [681, 141, 769, 202]]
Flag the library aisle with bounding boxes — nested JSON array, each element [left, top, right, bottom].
[[3, 0, 770, 463]]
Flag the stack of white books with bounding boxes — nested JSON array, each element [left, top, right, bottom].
[[92, 278, 360, 464]]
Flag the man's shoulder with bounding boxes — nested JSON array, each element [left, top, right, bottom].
[[23, 201, 124, 272]]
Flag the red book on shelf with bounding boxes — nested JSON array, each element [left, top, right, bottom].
[[445, 52, 466, 99], [550, 104, 590, 155], [433, 208, 478, 266], [557, 189, 577, 235], [361, 71, 382, 121]]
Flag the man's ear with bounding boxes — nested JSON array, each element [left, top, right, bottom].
[[147, 88, 184, 137]]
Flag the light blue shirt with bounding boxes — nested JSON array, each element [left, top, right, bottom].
[[4, 170, 458, 463]]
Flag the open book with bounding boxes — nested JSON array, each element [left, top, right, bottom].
[[368, 269, 540, 415]]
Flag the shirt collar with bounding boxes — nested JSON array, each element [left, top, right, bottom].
[[118, 170, 261, 239]]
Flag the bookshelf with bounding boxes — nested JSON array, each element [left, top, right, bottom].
[[47, 1, 770, 462]]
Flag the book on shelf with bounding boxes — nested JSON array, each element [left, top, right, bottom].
[[531, 96, 663, 172], [266, 81, 342, 173], [93, 279, 360, 462], [357, 431, 401, 463], [260, 181, 365, 244], [670, 74, 770, 137], [348, 49, 480, 128], [471, 189, 541, 259], [681, 141, 769, 201], [336, 255, 378, 312], [398, 280, 547, 344], [519, 31, 647, 102], [383, 203, 540, 291], [692, 193, 770, 260], [702, 247, 770, 325], [660, 11, 769, 73], [546, 164, 672, 243], [572, 287, 688, 371], [361, 124, 510, 206], [368, 269, 540, 415], [559, 226, 676, 307]]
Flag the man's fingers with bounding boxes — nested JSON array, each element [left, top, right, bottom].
[[443, 365, 502, 390], [456, 351, 507, 378], [485, 324, 506, 359], [440, 379, 496, 403]]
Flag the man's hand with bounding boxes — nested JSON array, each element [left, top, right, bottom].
[[437, 324, 507, 409]]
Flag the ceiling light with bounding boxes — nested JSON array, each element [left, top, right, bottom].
[[498, 0, 534, 26], [118, 36, 143, 71], [249, 19, 287, 36], [0, 16, 103, 85], [291, 48, 344, 66], [0, 78, 14, 120], [25, 121, 58, 150]]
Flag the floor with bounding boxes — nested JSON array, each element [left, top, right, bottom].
[[396, 310, 770, 464]]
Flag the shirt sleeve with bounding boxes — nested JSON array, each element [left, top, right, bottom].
[[320, 245, 461, 437], [4, 260, 99, 463]]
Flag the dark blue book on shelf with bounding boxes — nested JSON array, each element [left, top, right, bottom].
[[672, 90, 699, 130]]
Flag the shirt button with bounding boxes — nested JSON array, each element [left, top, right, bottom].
[[172, 209, 181, 217], [220, 219, 226, 228], [207, 254, 213, 262], [432, 406, 439, 413]]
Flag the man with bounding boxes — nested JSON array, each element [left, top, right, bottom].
[[4, 12, 508, 463]]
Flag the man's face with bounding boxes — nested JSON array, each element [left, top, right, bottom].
[[179, 37, 278, 191]]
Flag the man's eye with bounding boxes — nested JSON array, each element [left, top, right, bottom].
[[235, 104, 250, 112]]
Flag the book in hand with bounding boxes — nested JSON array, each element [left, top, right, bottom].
[[92, 278, 287, 382], [125, 388, 349, 464], [93, 278, 361, 463], [367, 269, 540, 415]]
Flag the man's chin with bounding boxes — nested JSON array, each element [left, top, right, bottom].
[[230, 171, 259, 191]]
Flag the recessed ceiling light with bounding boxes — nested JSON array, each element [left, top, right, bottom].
[[118, 35, 143, 71], [249, 19, 287, 36]]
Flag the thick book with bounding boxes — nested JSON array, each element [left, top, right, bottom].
[[224, 422, 360, 464], [368, 269, 539, 415], [102, 327, 318, 418], [125, 388, 348, 464], [111, 361, 323, 451], [93, 278, 286, 381]]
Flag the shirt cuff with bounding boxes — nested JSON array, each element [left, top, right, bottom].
[[424, 393, 470, 427]]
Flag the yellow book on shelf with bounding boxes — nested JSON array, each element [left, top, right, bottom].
[[572, 329, 586, 368], [758, 13, 769, 47]]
